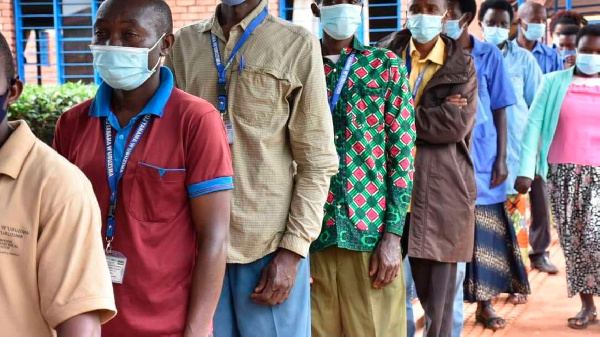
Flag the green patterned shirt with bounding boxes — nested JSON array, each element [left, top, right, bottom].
[[311, 39, 416, 253]]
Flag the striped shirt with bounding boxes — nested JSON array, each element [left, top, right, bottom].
[[165, 0, 339, 263]]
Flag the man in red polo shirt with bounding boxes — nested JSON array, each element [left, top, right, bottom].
[[53, 0, 233, 336]]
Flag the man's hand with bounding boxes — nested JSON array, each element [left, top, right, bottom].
[[369, 232, 401, 289], [514, 176, 533, 194], [251, 249, 302, 306], [490, 157, 508, 188], [445, 94, 468, 108]]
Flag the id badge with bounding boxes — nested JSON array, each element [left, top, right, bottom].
[[106, 251, 127, 284], [225, 119, 235, 145]]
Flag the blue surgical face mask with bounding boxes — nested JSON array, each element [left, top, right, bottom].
[[320, 4, 362, 40], [91, 34, 164, 91], [444, 18, 464, 40], [482, 26, 510, 46], [407, 14, 444, 44], [222, 0, 247, 6], [523, 21, 546, 41], [559, 49, 576, 59], [576, 53, 600, 75]]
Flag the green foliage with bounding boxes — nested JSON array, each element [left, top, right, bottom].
[[8, 82, 97, 144]]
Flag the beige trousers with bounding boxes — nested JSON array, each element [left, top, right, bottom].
[[310, 247, 406, 337]]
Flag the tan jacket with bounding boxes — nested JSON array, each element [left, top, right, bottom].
[[379, 31, 478, 263]]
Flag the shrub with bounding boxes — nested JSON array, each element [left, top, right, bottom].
[[8, 82, 97, 144]]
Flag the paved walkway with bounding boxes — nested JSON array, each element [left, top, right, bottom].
[[464, 231, 600, 336], [416, 229, 599, 336]]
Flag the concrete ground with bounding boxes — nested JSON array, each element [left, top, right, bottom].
[[415, 230, 600, 336]]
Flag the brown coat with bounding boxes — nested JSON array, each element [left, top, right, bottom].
[[378, 30, 478, 263]]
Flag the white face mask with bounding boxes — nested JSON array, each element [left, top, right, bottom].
[[482, 25, 510, 46], [320, 4, 363, 40], [90, 34, 165, 91], [407, 14, 445, 44], [576, 53, 600, 75], [443, 18, 465, 40]]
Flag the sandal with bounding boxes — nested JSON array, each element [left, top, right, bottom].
[[568, 311, 598, 330], [508, 293, 528, 305], [476, 314, 506, 331]]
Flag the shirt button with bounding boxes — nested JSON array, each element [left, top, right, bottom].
[[335, 135, 339, 140], [333, 68, 337, 73], [118, 135, 125, 140]]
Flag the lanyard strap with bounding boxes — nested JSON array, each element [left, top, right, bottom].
[[405, 44, 431, 101], [104, 114, 152, 252], [412, 65, 431, 101], [210, 7, 268, 114], [329, 52, 356, 112], [406, 44, 412, 76]]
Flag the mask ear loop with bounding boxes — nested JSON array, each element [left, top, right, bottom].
[[149, 33, 167, 72], [458, 13, 468, 30]]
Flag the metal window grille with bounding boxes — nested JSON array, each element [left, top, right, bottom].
[[279, 0, 402, 45], [366, 0, 402, 45], [14, 0, 101, 85]]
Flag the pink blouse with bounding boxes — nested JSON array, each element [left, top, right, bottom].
[[548, 77, 600, 166]]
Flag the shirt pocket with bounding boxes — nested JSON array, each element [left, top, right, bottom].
[[509, 71, 525, 99], [348, 83, 386, 130], [128, 162, 187, 223], [231, 67, 290, 128]]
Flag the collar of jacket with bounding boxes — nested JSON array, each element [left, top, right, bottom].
[[378, 30, 471, 90]]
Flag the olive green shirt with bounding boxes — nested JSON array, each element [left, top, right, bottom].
[[165, 0, 338, 263]]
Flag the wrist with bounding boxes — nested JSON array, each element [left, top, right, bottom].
[[381, 232, 401, 244], [184, 324, 211, 337], [277, 248, 303, 262]]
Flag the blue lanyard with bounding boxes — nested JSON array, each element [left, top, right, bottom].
[[412, 66, 430, 101], [405, 44, 431, 101], [329, 52, 356, 112], [104, 114, 152, 251], [210, 7, 268, 114]]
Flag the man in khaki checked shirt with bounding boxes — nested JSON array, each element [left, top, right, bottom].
[[165, 0, 338, 336]]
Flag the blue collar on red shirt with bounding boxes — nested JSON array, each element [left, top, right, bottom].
[[90, 66, 174, 120]]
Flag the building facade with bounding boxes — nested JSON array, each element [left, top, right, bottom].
[[1, 0, 597, 85]]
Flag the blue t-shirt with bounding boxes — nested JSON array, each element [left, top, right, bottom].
[[512, 39, 563, 74], [470, 37, 517, 205]]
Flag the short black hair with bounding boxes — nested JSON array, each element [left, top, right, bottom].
[[100, 0, 173, 35], [550, 10, 586, 33], [450, 0, 477, 24], [150, 0, 173, 34], [576, 24, 600, 44], [478, 0, 514, 23], [0, 32, 15, 81], [559, 24, 580, 37]]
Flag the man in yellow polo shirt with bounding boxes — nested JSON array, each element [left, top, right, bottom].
[[379, 0, 478, 335], [0, 32, 116, 337]]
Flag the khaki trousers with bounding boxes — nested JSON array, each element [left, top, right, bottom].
[[310, 247, 406, 337]]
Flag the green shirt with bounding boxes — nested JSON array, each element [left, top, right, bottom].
[[311, 39, 416, 253]]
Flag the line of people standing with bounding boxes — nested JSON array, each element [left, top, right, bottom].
[[0, 0, 598, 336]]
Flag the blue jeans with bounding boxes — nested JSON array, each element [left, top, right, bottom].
[[452, 262, 467, 337], [214, 253, 311, 337], [404, 258, 416, 337]]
